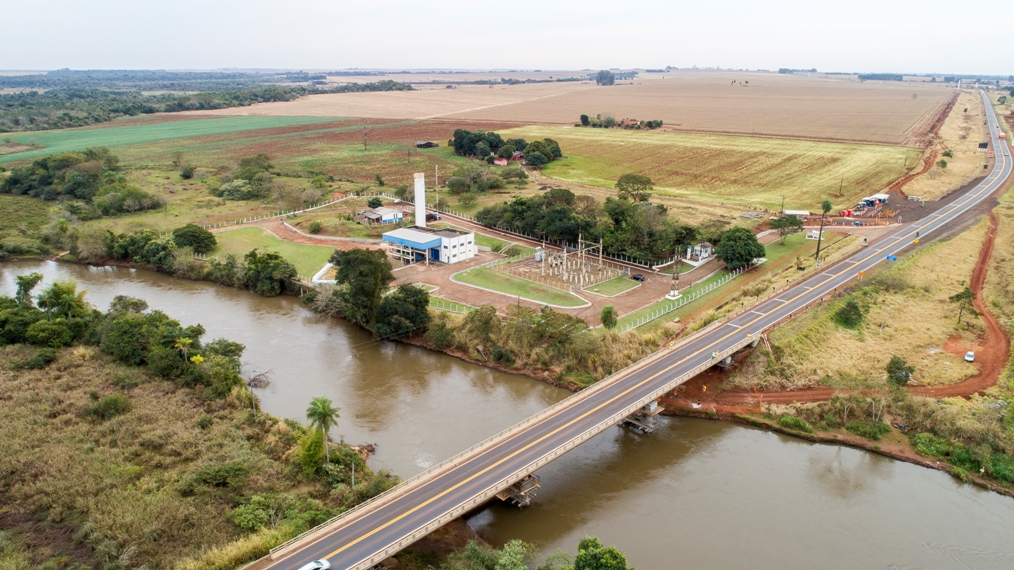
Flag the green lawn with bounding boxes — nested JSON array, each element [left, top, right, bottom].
[[614, 270, 732, 330], [586, 276, 640, 296], [0, 116, 337, 163], [453, 267, 587, 307], [212, 226, 335, 277]]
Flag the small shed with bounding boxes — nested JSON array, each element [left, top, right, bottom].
[[687, 242, 714, 262], [415, 140, 438, 148], [806, 230, 825, 240], [363, 207, 404, 224], [493, 157, 509, 166]]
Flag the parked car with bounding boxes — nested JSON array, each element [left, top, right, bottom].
[[965, 351, 975, 362], [631, 274, 645, 282], [297, 560, 331, 570]]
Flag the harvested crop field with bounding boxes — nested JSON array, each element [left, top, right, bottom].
[[184, 71, 954, 145], [505, 125, 922, 210]]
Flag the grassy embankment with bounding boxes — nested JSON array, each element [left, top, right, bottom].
[[0, 345, 387, 570], [586, 276, 639, 296], [731, 220, 986, 391], [499, 125, 921, 211], [904, 90, 990, 201], [452, 267, 587, 307], [213, 227, 335, 277]]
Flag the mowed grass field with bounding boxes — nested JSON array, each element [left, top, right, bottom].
[[0, 116, 340, 163], [212, 226, 335, 276], [503, 126, 922, 211], [453, 267, 587, 307]]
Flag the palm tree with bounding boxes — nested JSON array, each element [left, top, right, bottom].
[[36, 280, 88, 320], [306, 396, 341, 461], [814, 198, 833, 267], [173, 337, 193, 360]]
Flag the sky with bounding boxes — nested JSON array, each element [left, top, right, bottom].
[[1, 0, 1009, 75]]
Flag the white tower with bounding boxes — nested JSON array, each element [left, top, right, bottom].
[[414, 172, 426, 228]]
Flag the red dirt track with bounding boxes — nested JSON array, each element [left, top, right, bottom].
[[668, 210, 1008, 413]]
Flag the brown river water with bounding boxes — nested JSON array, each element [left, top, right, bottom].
[[3, 261, 1014, 569]]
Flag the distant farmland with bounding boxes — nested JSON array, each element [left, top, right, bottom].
[[182, 71, 954, 145], [0, 116, 339, 163], [503, 125, 922, 210]]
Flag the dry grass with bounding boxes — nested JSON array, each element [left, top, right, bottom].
[[188, 71, 953, 145], [0, 347, 321, 570], [731, 219, 988, 390], [502, 125, 920, 211], [904, 90, 991, 201]]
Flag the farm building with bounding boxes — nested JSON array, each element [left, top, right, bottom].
[[415, 140, 438, 148], [493, 157, 509, 166], [783, 210, 810, 218], [806, 230, 826, 240], [383, 227, 476, 265], [363, 207, 404, 224]]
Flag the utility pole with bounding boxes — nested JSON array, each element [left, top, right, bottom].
[[815, 199, 830, 268], [838, 176, 844, 197], [434, 165, 439, 210], [780, 195, 785, 215]]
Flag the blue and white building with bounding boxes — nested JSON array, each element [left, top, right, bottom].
[[382, 172, 476, 265]]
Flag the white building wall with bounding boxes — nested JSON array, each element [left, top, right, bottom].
[[439, 233, 476, 264]]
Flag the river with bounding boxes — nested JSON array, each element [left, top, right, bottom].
[[3, 261, 1013, 569]]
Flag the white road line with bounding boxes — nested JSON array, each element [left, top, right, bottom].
[[750, 310, 765, 316], [727, 323, 742, 329]]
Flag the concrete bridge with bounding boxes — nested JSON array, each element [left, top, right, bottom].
[[257, 92, 1012, 570]]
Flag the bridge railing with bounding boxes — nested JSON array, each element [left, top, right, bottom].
[[344, 335, 758, 570]]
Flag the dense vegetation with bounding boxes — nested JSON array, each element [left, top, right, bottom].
[[0, 69, 412, 132], [450, 129, 562, 167], [0, 279, 395, 569], [0, 147, 164, 216], [437, 536, 630, 570], [578, 114, 663, 129]]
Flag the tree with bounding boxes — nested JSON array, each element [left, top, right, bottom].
[[615, 174, 653, 202], [595, 70, 616, 86], [526, 151, 548, 168], [814, 198, 833, 266], [35, 280, 90, 321], [497, 144, 516, 159], [600, 305, 618, 331], [769, 214, 803, 245], [886, 355, 915, 386], [714, 227, 765, 270], [834, 299, 864, 328], [580, 114, 590, 126], [172, 223, 217, 254], [15, 272, 43, 307], [331, 248, 395, 326], [359, 119, 374, 150], [367, 197, 383, 209], [306, 396, 341, 461], [949, 287, 978, 325], [242, 249, 298, 297], [374, 284, 431, 340], [574, 537, 629, 570]]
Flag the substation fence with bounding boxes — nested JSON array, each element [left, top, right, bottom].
[[429, 298, 473, 314], [613, 265, 748, 334]]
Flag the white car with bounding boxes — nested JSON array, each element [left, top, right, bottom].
[[964, 351, 975, 363], [297, 560, 331, 570]]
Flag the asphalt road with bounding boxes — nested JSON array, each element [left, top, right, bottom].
[[267, 91, 1012, 570]]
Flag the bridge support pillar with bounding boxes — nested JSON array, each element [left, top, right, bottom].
[[496, 475, 541, 507], [623, 400, 664, 433]]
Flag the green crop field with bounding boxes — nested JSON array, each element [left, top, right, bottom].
[[453, 266, 587, 307], [212, 226, 335, 276], [0, 116, 340, 163], [500, 126, 921, 211]]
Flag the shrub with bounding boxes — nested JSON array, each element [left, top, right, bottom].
[[777, 414, 813, 433], [425, 321, 454, 349], [231, 502, 269, 532], [25, 318, 74, 348], [446, 177, 469, 195], [834, 299, 865, 329], [846, 420, 891, 441], [187, 461, 249, 490], [367, 197, 382, 209], [172, 224, 217, 254], [180, 165, 195, 179], [308, 220, 323, 234], [15, 347, 57, 369], [87, 393, 131, 420], [491, 345, 515, 366]]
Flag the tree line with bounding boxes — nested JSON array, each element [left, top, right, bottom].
[[0, 80, 412, 132]]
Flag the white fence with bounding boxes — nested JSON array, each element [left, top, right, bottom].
[[613, 264, 752, 334], [202, 192, 401, 230], [430, 298, 473, 314]]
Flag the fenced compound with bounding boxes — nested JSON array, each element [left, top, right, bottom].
[[430, 298, 474, 314], [612, 263, 755, 334]]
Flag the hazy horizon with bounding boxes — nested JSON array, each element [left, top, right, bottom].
[[2, 0, 1009, 76]]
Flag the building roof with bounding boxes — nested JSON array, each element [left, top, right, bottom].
[[382, 227, 442, 249]]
